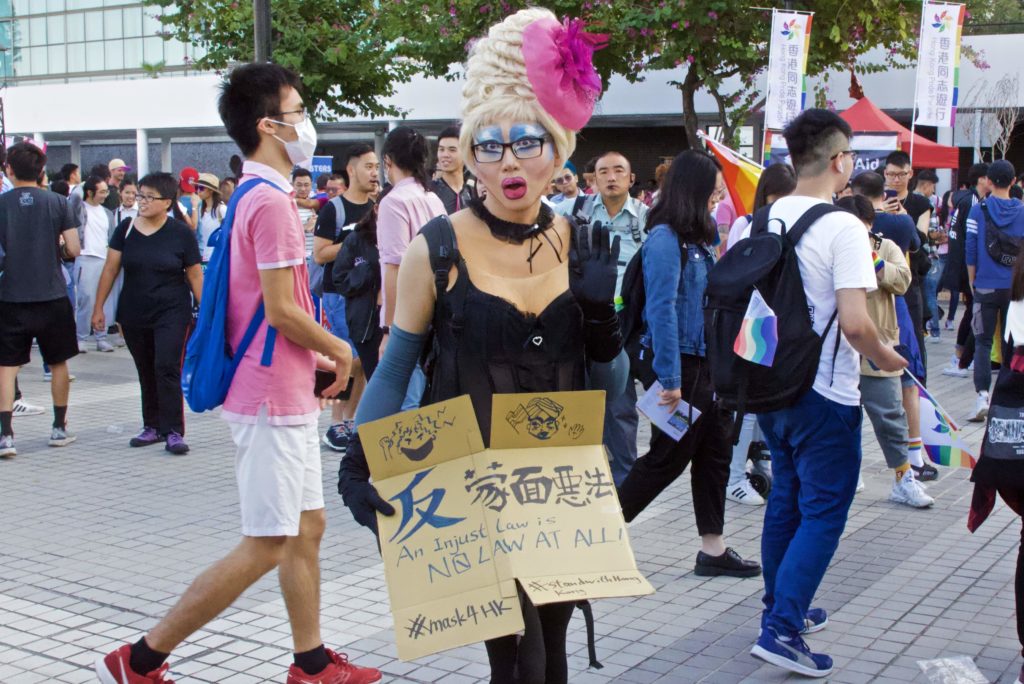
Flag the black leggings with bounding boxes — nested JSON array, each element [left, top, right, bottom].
[[485, 590, 575, 684]]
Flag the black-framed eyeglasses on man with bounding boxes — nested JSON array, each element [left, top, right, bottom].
[[830, 149, 859, 161]]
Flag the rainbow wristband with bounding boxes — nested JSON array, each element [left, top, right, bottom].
[[872, 252, 884, 273]]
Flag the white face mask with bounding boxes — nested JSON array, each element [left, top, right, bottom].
[[269, 116, 317, 165]]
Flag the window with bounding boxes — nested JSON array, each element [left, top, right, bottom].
[[67, 41, 85, 72], [67, 12, 84, 42], [123, 6, 142, 38], [48, 43, 66, 73], [104, 37, 122, 69], [28, 16, 45, 46], [28, 45, 47, 76], [47, 14, 64, 43], [85, 10, 102, 42], [123, 37, 142, 68], [103, 8, 121, 40]]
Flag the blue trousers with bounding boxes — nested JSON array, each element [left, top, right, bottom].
[[757, 389, 862, 638]]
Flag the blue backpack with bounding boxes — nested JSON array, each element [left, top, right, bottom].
[[182, 178, 282, 412]]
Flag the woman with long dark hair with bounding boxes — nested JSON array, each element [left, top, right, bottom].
[[92, 172, 203, 455], [338, 9, 628, 682], [617, 150, 762, 577], [375, 126, 447, 407], [195, 172, 225, 263]]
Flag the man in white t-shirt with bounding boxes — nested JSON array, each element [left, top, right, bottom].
[[74, 176, 116, 353], [747, 110, 907, 679]]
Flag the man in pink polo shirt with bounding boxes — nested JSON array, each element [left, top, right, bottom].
[[96, 64, 380, 684]]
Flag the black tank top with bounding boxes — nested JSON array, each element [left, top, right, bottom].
[[421, 217, 587, 443]]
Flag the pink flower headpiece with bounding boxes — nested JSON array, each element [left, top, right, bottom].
[[522, 17, 609, 131]]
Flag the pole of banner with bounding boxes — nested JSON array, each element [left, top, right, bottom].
[[909, 0, 929, 166], [762, 8, 777, 167]]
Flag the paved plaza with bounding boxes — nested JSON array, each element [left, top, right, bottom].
[[0, 315, 1021, 684]]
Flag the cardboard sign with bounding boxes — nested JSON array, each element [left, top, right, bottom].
[[361, 391, 654, 661]]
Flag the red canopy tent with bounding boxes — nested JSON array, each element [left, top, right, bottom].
[[840, 97, 959, 169]]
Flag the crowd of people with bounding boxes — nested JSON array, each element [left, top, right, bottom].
[[0, 7, 1022, 684]]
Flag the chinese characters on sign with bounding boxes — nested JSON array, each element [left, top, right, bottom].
[[765, 10, 813, 131], [360, 392, 654, 661], [914, 2, 965, 127]]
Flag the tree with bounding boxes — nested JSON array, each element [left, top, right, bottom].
[[142, 0, 424, 119], [380, 0, 926, 149]]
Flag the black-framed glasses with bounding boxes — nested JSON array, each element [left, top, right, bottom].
[[830, 149, 859, 161], [267, 107, 308, 123], [472, 137, 549, 164], [553, 173, 574, 184], [137, 194, 169, 203]]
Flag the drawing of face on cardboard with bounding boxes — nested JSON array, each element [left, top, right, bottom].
[[398, 414, 439, 461], [506, 397, 565, 441]]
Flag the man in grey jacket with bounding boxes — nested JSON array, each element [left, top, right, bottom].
[[75, 176, 117, 352]]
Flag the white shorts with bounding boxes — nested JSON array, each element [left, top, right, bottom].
[[229, 412, 324, 537]]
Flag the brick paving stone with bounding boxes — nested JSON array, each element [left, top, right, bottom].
[[0, 305, 1020, 682]]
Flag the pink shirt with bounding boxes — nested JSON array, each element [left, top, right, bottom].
[[377, 177, 446, 321], [222, 161, 319, 425]]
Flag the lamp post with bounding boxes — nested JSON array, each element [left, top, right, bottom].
[[254, 0, 272, 62]]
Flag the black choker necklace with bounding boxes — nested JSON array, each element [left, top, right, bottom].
[[469, 197, 554, 245]]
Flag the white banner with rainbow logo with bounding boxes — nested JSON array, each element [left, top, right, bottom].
[[914, 2, 965, 128], [765, 10, 812, 131]]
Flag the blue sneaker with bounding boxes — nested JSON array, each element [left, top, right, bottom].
[[802, 608, 828, 634], [751, 627, 833, 678]]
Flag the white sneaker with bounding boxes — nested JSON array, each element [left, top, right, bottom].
[[941, 363, 969, 377], [969, 392, 989, 423], [96, 339, 115, 352], [47, 426, 76, 447], [726, 479, 766, 505], [12, 399, 45, 417], [889, 472, 935, 508], [856, 477, 865, 493], [77, 341, 88, 354], [0, 434, 14, 458]]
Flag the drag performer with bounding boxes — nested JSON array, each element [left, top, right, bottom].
[[339, 8, 628, 683]]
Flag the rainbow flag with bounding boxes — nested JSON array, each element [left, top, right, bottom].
[[733, 290, 778, 367], [702, 135, 763, 217], [910, 374, 976, 468]]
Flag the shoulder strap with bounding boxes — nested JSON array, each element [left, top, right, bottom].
[[572, 195, 594, 223], [786, 203, 844, 246], [330, 195, 346, 234], [421, 215, 460, 300], [750, 205, 774, 236]]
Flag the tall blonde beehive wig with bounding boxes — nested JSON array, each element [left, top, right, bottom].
[[459, 8, 576, 175]]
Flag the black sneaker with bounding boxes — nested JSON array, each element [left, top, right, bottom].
[[322, 424, 349, 452], [695, 548, 762, 578], [912, 463, 939, 481]]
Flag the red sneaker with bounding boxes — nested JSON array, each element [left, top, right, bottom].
[[285, 649, 382, 684], [95, 644, 174, 683]]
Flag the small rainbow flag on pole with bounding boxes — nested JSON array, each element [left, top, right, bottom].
[[909, 373, 976, 468], [701, 133, 763, 217], [733, 290, 778, 367]]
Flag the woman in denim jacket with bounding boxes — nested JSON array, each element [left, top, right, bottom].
[[617, 150, 762, 578]]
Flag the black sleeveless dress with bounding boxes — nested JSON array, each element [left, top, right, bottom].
[[421, 217, 588, 442]]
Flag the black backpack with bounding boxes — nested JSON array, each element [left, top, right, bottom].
[[618, 231, 687, 389], [704, 202, 843, 422], [980, 199, 1021, 269]]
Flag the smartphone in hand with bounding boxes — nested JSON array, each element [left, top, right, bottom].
[[314, 369, 354, 400]]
